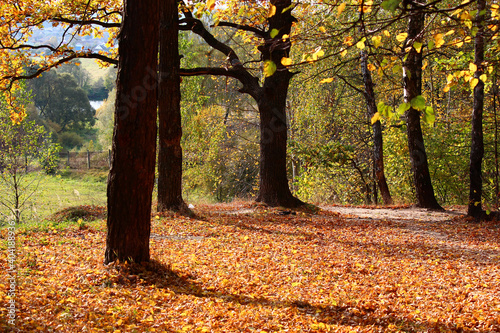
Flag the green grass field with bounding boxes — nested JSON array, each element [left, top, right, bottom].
[[0, 170, 107, 226]]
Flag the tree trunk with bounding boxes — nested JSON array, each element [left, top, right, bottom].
[[255, 0, 303, 208], [105, 0, 159, 264], [256, 73, 303, 207], [157, 0, 188, 213], [468, 0, 485, 218], [403, 5, 443, 211], [360, 51, 393, 205]]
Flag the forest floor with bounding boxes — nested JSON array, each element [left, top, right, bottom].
[[1, 201, 499, 332]]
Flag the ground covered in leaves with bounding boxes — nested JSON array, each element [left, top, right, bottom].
[[1, 202, 499, 332]]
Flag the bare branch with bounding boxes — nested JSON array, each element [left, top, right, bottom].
[[180, 67, 261, 99], [52, 17, 121, 28], [214, 22, 266, 38], [2, 53, 117, 91]]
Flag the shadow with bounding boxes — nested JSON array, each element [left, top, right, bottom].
[[101, 260, 488, 332]]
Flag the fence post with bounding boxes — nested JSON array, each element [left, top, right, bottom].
[[87, 150, 91, 169], [67, 151, 70, 167]]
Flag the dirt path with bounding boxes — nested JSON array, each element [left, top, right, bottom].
[[321, 205, 466, 223]]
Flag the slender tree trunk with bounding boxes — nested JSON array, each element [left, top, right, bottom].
[[403, 5, 443, 211], [494, 79, 499, 208], [468, 0, 486, 218], [255, 0, 303, 208], [360, 51, 393, 205], [157, 0, 188, 213], [105, 0, 159, 264]]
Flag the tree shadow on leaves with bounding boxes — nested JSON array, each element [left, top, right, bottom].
[[101, 260, 483, 332]]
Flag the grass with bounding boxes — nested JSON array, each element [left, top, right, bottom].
[[0, 169, 107, 227]]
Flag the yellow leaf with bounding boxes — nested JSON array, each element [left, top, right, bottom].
[[282, 34, 290, 41], [206, 0, 216, 11], [116, 319, 123, 326], [337, 3, 346, 16], [480, 74, 487, 82], [383, 30, 391, 37], [341, 49, 347, 57], [312, 48, 325, 60], [434, 33, 445, 48], [367, 63, 376, 71], [356, 40, 365, 49], [372, 35, 382, 48], [470, 78, 479, 89], [320, 77, 334, 84], [469, 62, 477, 73], [371, 112, 381, 124], [268, 5, 276, 18], [396, 33, 408, 43], [443, 85, 450, 92], [281, 57, 293, 66], [319, 26, 326, 33], [413, 41, 423, 53], [263, 60, 276, 77], [445, 29, 455, 36]]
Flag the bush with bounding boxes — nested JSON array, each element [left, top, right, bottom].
[[58, 131, 84, 150], [39, 143, 61, 175]]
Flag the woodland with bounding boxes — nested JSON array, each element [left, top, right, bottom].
[[1, 0, 500, 332]]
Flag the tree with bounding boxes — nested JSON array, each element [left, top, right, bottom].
[[30, 71, 95, 132], [104, 0, 159, 264], [180, 0, 304, 207], [468, 0, 486, 219], [157, 0, 189, 213], [361, 50, 393, 205], [0, 96, 58, 224], [402, 1, 443, 211]]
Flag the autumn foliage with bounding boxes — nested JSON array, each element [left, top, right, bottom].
[[1, 202, 499, 332]]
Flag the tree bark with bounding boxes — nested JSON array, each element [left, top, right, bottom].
[[180, 1, 302, 208], [255, 0, 303, 208], [360, 50, 393, 205], [403, 4, 443, 211], [105, 0, 159, 264], [157, 0, 188, 213], [468, 0, 485, 218]]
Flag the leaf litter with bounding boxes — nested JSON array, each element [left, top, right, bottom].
[[1, 202, 499, 332]]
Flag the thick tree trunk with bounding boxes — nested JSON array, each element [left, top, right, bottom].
[[468, 0, 485, 218], [256, 73, 303, 207], [403, 5, 443, 211], [105, 0, 159, 264], [360, 51, 393, 205], [255, 0, 303, 208], [157, 0, 188, 213]]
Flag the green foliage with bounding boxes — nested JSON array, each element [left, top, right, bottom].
[[29, 70, 95, 133], [182, 105, 259, 202], [0, 109, 53, 223], [39, 141, 62, 175], [58, 131, 84, 150]]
